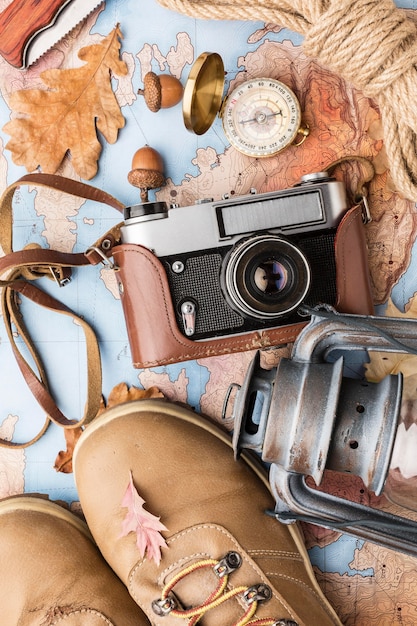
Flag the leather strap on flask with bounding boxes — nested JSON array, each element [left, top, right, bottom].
[[0, 173, 125, 448]]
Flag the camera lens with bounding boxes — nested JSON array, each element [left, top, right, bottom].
[[253, 260, 288, 294], [222, 234, 311, 320]]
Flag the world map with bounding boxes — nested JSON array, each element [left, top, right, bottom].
[[1, 0, 417, 624]]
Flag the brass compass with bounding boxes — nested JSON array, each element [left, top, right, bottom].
[[183, 52, 309, 157]]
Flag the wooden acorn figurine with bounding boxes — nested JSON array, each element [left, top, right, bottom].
[[127, 145, 166, 202], [138, 72, 183, 112]]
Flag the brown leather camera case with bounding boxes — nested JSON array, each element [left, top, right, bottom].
[[112, 204, 374, 368]]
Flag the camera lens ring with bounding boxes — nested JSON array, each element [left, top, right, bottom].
[[222, 234, 311, 320]]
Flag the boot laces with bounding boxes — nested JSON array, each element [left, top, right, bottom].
[[151, 551, 298, 626]]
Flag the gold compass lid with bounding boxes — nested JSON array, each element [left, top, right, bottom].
[[183, 52, 225, 135]]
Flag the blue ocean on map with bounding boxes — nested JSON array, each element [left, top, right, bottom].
[[309, 537, 375, 577], [391, 237, 417, 311]]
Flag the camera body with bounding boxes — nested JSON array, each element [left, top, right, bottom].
[[121, 172, 349, 341]]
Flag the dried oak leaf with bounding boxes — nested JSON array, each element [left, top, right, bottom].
[[99, 382, 164, 415], [54, 426, 83, 474], [54, 383, 164, 474], [120, 470, 168, 566], [3, 25, 127, 180]]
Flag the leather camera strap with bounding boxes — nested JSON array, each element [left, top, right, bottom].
[[0, 162, 374, 447], [0, 173, 125, 448]]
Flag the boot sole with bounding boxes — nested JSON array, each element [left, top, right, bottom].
[[0, 495, 92, 541], [73, 398, 328, 604]]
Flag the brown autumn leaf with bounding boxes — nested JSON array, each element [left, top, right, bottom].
[[3, 25, 127, 180], [54, 426, 83, 474], [54, 383, 164, 474], [98, 382, 164, 415]]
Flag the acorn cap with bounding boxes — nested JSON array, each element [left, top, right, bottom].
[[127, 168, 166, 189], [138, 72, 162, 112]]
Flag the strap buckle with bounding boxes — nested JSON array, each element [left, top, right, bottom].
[[359, 194, 372, 224], [85, 245, 116, 270], [49, 266, 71, 287]]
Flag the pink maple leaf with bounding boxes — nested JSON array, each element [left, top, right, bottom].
[[119, 471, 168, 566]]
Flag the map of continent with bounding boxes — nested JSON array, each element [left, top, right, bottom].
[[1, 0, 417, 624]]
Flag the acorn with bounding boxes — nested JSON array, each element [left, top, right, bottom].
[[138, 72, 183, 112], [127, 145, 166, 202]]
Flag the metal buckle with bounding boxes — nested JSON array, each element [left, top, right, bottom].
[[360, 194, 372, 223], [49, 266, 71, 287], [85, 246, 116, 270]]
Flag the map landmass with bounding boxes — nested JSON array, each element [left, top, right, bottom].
[[138, 367, 190, 401], [0, 415, 25, 498], [1, 3, 417, 624], [317, 547, 417, 626], [136, 32, 193, 80]]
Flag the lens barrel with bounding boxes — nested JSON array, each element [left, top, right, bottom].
[[222, 234, 311, 320]]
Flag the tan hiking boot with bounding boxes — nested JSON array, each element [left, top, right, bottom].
[[0, 496, 150, 625], [73, 399, 343, 626]]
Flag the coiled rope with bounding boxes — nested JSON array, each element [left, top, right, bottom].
[[158, 0, 417, 201]]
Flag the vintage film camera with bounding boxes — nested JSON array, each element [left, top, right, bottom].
[[121, 172, 356, 342]]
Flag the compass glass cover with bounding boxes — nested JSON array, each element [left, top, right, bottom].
[[222, 78, 302, 157]]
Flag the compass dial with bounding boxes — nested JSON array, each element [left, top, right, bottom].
[[222, 78, 304, 157]]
